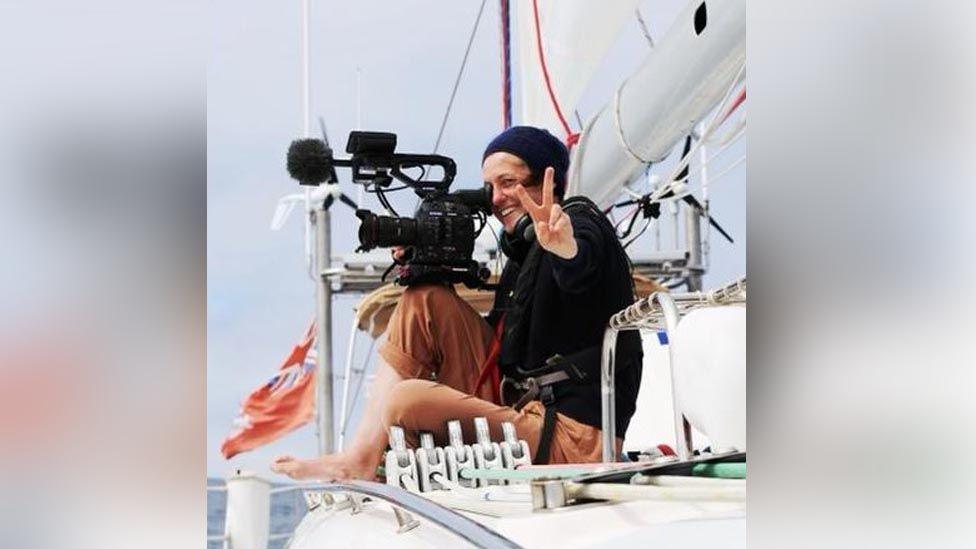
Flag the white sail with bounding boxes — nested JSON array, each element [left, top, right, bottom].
[[515, 0, 641, 136]]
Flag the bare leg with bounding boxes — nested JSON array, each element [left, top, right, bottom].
[[271, 361, 403, 481], [271, 285, 493, 481]]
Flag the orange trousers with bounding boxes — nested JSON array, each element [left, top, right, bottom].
[[378, 284, 615, 464]]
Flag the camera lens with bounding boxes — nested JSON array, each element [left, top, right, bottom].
[[357, 212, 417, 250]]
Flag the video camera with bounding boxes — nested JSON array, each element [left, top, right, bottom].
[[286, 131, 493, 288]]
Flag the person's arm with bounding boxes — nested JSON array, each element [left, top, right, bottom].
[[550, 213, 605, 293], [513, 167, 606, 293]]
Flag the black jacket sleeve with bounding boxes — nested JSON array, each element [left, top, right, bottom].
[[550, 211, 606, 294]]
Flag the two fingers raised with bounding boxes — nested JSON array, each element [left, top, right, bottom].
[[515, 167, 557, 223]]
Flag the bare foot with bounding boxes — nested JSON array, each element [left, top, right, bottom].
[[270, 452, 377, 482]]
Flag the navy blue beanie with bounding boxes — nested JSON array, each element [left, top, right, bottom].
[[483, 126, 569, 197]]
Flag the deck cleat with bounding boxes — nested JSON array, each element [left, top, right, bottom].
[[348, 493, 365, 515], [302, 490, 335, 512], [392, 507, 420, 534], [445, 420, 479, 488], [415, 431, 448, 492], [471, 417, 504, 484], [499, 422, 532, 476], [385, 425, 419, 491]]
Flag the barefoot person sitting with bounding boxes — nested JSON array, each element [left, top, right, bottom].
[[271, 126, 642, 481]]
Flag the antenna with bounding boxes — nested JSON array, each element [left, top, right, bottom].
[[317, 116, 331, 150], [355, 68, 365, 207]]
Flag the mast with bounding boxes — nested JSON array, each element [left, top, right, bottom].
[[303, 0, 335, 455]]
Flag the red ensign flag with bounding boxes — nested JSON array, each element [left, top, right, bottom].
[[221, 320, 317, 459]]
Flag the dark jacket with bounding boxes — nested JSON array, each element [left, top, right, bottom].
[[488, 197, 643, 438]]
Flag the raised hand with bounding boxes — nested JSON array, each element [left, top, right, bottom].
[[514, 167, 577, 259]]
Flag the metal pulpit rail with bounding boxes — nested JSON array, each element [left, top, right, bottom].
[[600, 277, 746, 462]]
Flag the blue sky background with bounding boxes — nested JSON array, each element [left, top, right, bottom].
[[207, 0, 745, 478]]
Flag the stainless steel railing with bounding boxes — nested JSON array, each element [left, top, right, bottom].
[[601, 277, 746, 462]]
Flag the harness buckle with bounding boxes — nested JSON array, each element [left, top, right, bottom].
[[540, 384, 555, 406]]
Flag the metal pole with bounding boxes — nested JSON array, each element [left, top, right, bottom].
[[684, 205, 703, 292], [338, 315, 359, 451], [670, 200, 679, 251], [653, 174, 662, 251], [301, 0, 335, 455], [301, 0, 313, 274], [314, 207, 335, 454], [652, 291, 692, 461], [600, 327, 619, 463], [699, 122, 711, 271]]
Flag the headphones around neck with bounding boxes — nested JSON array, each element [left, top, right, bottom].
[[499, 213, 536, 259]]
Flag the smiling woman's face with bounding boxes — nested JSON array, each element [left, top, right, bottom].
[[482, 152, 544, 233]]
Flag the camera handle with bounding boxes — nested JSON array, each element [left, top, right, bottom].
[[338, 153, 456, 192], [389, 154, 456, 192]]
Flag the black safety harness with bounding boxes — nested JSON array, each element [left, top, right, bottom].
[[501, 351, 593, 464]]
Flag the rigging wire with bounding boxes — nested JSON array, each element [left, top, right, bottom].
[[649, 66, 746, 203], [614, 204, 641, 231], [653, 154, 745, 205], [432, 0, 489, 154], [622, 217, 654, 250], [574, 109, 585, 132], [610, 131, 748, 247]]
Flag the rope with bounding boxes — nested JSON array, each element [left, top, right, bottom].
[[499, 0, 512, 129], [705, 119, 746, 163], [712, 113, 746, 148], [613, 82, 651, 163], [432, 0, 488, 153], [611, 6, 667, 165], [716, 89, 746, 128], [531, 0, 579, 147]]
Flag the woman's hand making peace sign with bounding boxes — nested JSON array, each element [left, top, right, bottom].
[[514, 167, 578, 260]]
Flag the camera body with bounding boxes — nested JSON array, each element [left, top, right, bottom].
[[357, 187, 491, 287], [287, 131, 493, 288]]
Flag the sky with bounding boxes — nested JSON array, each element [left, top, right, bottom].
[[207, 0, 746, 478]]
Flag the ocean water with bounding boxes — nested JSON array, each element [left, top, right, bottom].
[[207, 478, 309, 549]]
